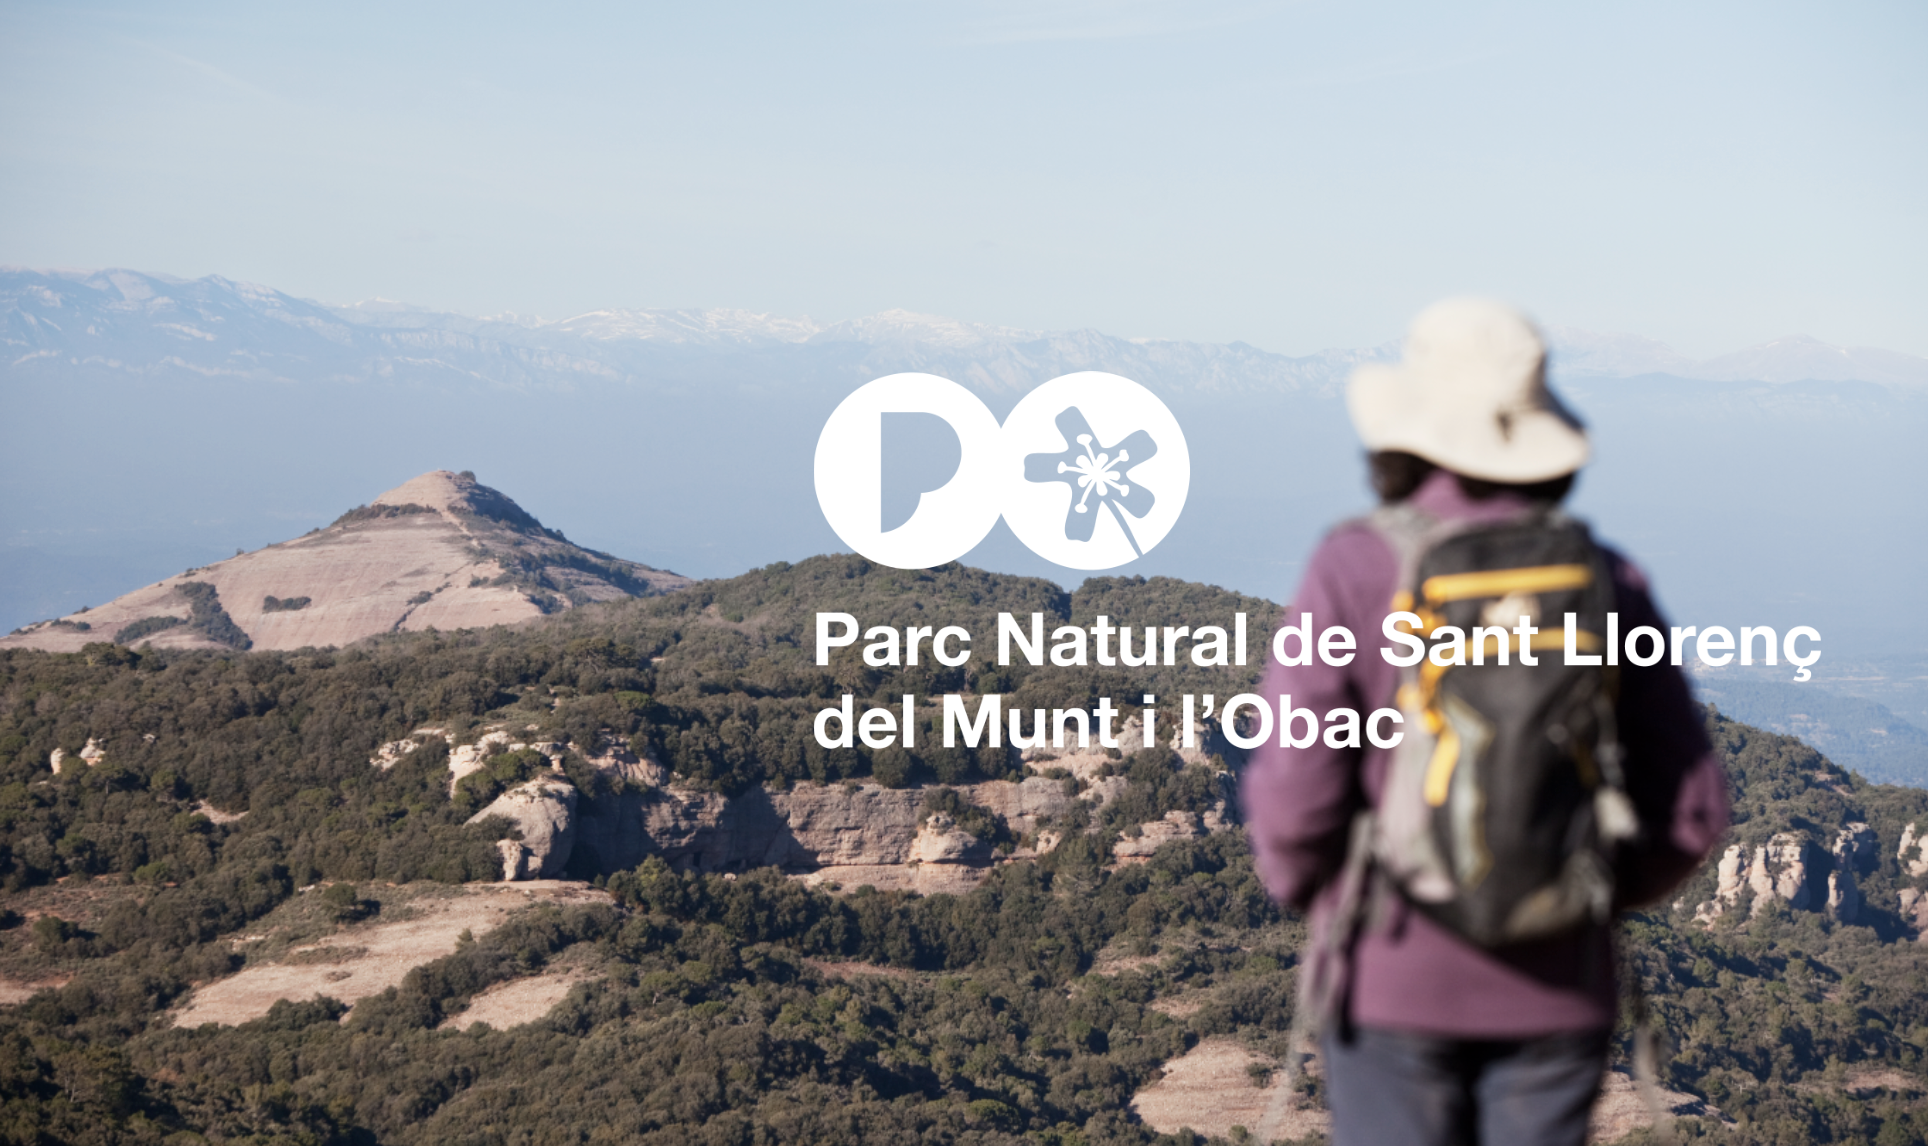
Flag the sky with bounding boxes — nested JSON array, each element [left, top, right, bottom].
[[1, 0, 1923, 358]]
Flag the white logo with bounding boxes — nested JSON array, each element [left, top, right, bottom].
[[814, 371, 1190, 570]]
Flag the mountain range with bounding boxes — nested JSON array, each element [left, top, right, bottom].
[[4, 265, 1926, 769], [8, 267, 1927, 394]]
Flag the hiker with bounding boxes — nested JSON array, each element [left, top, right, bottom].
[[1240, 298, 1730, 1146]]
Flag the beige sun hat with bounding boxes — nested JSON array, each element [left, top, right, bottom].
[[1346, 298, 1589, 482]]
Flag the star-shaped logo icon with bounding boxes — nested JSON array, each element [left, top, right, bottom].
[[1023, 406, 1159, 556]]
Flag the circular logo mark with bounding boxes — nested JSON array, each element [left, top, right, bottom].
[[813, 370, 1190, 571], [813, 373, 1004, 569], [998, 372, 1190, 570]]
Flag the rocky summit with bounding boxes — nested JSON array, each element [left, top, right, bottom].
[[0, 470, 688, 653]]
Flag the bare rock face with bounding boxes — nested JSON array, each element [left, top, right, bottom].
[[574, 775, 1096, 878], [468, 777, 578, 881], [956, 777, 1082, 840], [1899, 824, 1928, 879], [1699, 835, 1823, 922], [771, 785, 925, 868], [1715, 845, 1748, 902], [369, 738, 420, 770], [449, 731, 515, 790], [376, 721, 1235, 884], [1899, 889, 1928, 942], [908, 813, 985, 865], [0, 470, 687, 654], [1114, 810, 1205, 861], [1746, 833, 1814, 915], [1833, 823, 1878, 871], [1828, 870, 1863, 923], [1824, 823, 1877, 923], [1694, 845, 1750, 923], [577, 736, 668, 788], [49, 738, 108, 775]]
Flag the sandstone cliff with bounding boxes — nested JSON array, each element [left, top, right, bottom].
[[378, 722, 1235, 887], [2, 470, 688, 654], [1696, 823, 1882, 925], [469, 777, 579, 880]]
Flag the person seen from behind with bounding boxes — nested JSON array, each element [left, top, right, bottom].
[[1240, 298, 1730, 1146]]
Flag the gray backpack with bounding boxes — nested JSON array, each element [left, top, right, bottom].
[[1259, 507, 1657, 1142], [1367, 502, 1640, 947]]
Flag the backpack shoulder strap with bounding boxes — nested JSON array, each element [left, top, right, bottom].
[[1355, 502, 1463, 612]]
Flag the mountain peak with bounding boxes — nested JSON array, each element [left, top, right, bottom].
[[2, 471, 688, 655], [373, 469, 478, 514], [368, 470, 549, 535]]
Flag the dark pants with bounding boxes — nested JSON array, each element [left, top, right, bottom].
[[1322, 1026, 1611, 1146]]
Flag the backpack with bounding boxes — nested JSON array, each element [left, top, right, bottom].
[[1257, 506, 1660, 1142], [1366, 501, 1641, 948]]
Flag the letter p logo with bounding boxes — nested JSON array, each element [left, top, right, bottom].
[[815, 372, 1189, 570], [813, 375, 1005, 569]]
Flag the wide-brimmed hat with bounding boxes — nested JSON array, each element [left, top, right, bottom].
[[1346, 298, 1588, 482]]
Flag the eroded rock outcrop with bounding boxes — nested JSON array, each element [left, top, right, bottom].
[[1694, 845, 1751, 923], [1113, 810, 1205, 861], [468, 777, 578, 881], [370, 737, 422, 770], [1834, 823, 1878, 871], [1698, 834, 1826, 922], [1826, 823, 1877, 923], [1828, 871, 1863, 923], [1747, 833, 1814, 912], [1899, 823, 1928, 879], [572, 776, 1089, 878], [907, 813, 987, 865], [377, 720, 1237, 886], [1899, 889, 1928, 942], [49, 738, 107, 775]]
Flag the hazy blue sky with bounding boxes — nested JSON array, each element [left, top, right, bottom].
[[2, 0, 1922, 356]]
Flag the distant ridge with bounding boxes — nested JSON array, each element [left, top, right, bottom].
[[0, 470, 689, 653], [6, 266, 1924, 392]]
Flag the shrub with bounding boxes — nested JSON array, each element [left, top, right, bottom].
[[114, 615, 184, 644]]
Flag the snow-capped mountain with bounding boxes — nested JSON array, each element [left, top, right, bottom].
[[7, 266, 1925, 393], [548, 307, 823, 347]]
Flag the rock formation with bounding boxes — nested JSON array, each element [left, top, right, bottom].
[[1, 470, 688, 655], [1898, 823, 1928, 879], [907, 813, 988, 865], [1899, 889, 1928, 942], [1113, 810, 1206, 861], [1696, 826, 1895, 926], [388, 719, 1236, 887], [1698, 833, 1827, 922], [1834, 823, 1878, 871], [468, 776, 579, 881], [1746, 833, 1815, 912], [1828, 871, 1862, 923], [1825, 823, 1877, 923], [49, 738, 107, 775]]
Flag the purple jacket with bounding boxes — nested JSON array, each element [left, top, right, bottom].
[[1240, 470, 1729, 1037]]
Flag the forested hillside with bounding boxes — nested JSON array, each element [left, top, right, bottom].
[[1, 556, 1927, 1144]]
